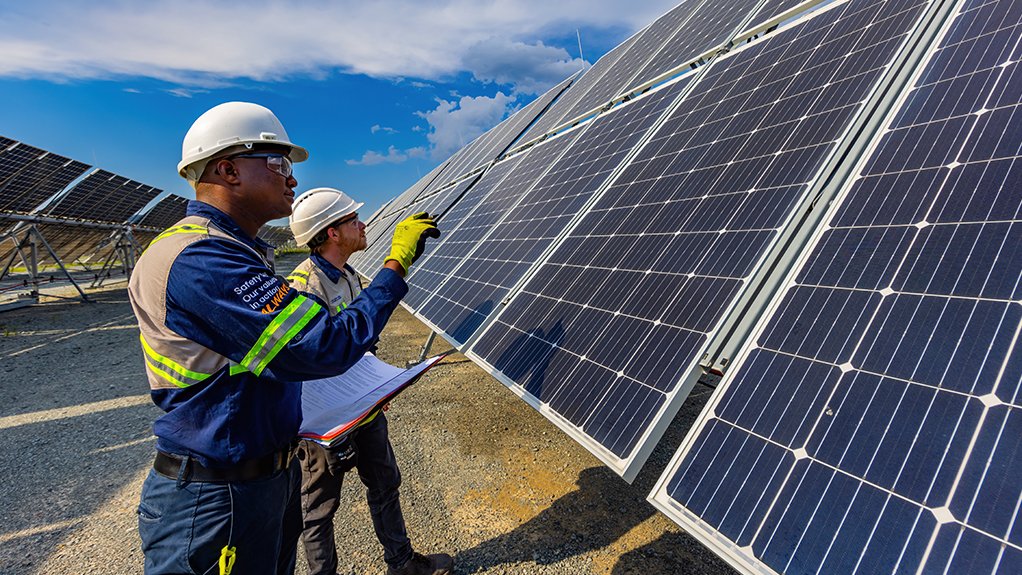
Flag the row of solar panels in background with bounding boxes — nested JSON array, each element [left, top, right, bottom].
[[355, 0, 1022, 572], [0, 137, 295, 271]]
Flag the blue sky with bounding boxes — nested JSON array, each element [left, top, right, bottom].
[[0, 0, 679, 219]]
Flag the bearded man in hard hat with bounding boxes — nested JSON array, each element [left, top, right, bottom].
[[287, 188, 453, 575], [128, 102, 439, 575]]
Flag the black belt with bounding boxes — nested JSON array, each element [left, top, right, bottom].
[[154, 447, 295, 483]]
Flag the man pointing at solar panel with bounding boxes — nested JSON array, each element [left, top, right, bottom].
[[287, 188, 454, 575], [127, 101, 442, 575]]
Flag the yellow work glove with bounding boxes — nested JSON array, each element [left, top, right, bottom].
[[386, 212, 441, 273]]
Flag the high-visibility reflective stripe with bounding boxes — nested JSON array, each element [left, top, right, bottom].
[[149, 224, 208, 248], [290, 270, 309, 277], [285, 275, 308, 286], [229, 362, 248, 376], [240, 295, 321, 376], [144, 354, 190, 389], [139, 334, 212, 387]]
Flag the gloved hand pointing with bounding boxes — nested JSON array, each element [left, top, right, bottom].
[[386, 212, 441, 274]]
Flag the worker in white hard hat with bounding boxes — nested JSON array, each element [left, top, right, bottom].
[[128, 102, 440, 575], [287, 188, 454, 575]]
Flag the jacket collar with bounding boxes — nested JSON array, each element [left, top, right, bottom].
[[311, 252, 357, 283], [186, 200, 275, 254]]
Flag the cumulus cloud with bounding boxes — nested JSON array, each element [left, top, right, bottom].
[[371, 124, 397, 134], [347, 145, 427, 166], [0, 0, 676, 93], [463, 39, 587, 95], [417, 92, 516, 160]]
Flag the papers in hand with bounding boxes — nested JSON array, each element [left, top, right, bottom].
[[299, 353, 445, 447]]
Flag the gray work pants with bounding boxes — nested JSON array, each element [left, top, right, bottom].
[[297, 413, 413, 575]]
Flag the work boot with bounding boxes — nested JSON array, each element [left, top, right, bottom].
[[386, 552, 454, 575]]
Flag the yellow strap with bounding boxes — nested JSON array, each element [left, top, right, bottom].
[[219, 545, 236, 575], [149, 224, 208, 248], [240, 295, 321, 376], [139, 334, 213, 387]]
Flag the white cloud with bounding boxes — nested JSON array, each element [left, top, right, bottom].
[[347, 145, 427, 166], [0, 0, 678, 93], [463, 39, 587, 94], [371, 124, 397, 134], [417, 92, 516, 160]]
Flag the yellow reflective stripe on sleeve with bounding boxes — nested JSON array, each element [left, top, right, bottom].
[[285, 275, 308, 286], [240, 295, 321, 376], [144, 354, 192, 389], [229, 362, 248, 376], [139, 334, 213, 387], [290, 270, 309, 277], [149, 224, 208, 247]]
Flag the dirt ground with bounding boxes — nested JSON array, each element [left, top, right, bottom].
[[0, 258, 735, 575]]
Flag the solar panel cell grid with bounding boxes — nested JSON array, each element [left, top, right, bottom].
[[554, 2, 697, 127], [655, 0, 1022, 571], [400, 154, 529, 308], [424, 84, 688, 346], [138, 195, 189, 230], [518, 35, 643, 144], [412, 128, 587, 343], [623, 0, 766, 101], [351, 175, 479, 279], [746, 0, 821, 31], [0, 155, 89, 214], [0, 144, 44, 184], [468, 0, 933, 475]]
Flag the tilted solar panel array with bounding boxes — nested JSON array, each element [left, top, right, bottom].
[[399, 152, 531, 309], [517, 0, 777, 147], [0, 154, 90, 214], [415, 77, 691, 346], [652, 0, 1022, 572], [351, 174, 482, 278], [43, 170, 161, 224], [137, 194, 189, 230], [464, 0, 938, 478]]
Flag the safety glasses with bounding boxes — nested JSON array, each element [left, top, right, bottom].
[[229, 152, 294, 178]]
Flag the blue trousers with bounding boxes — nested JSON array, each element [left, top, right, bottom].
[[298, 413, 412, 575], [138, 458, 302, 575]]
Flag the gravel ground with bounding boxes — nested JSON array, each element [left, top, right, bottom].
[[0, 256, 736, 575]]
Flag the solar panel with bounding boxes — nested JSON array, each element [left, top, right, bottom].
[[651, 0, 1022, 572], [746, 0, 824, 31], [517, 34, 643, 144], [137, 194, 189, 230], [0, 154, 90, 215], [351, 174, 482, 279], [561, 0, 766, 126], [257, 225, 294, 248], [0, 136, 16, 151], [618, 0, 770, 100], [413, 77, 691, 346], [0, 143, 45, 184], [44, 171, 160, 223], [417, 73, 580, 198], [464, 0, 937, 479], [398, 152, 531, 307]]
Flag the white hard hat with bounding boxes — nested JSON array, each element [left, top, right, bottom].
[[177, 101, 309, 184], [289, 187, 364, 247]]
